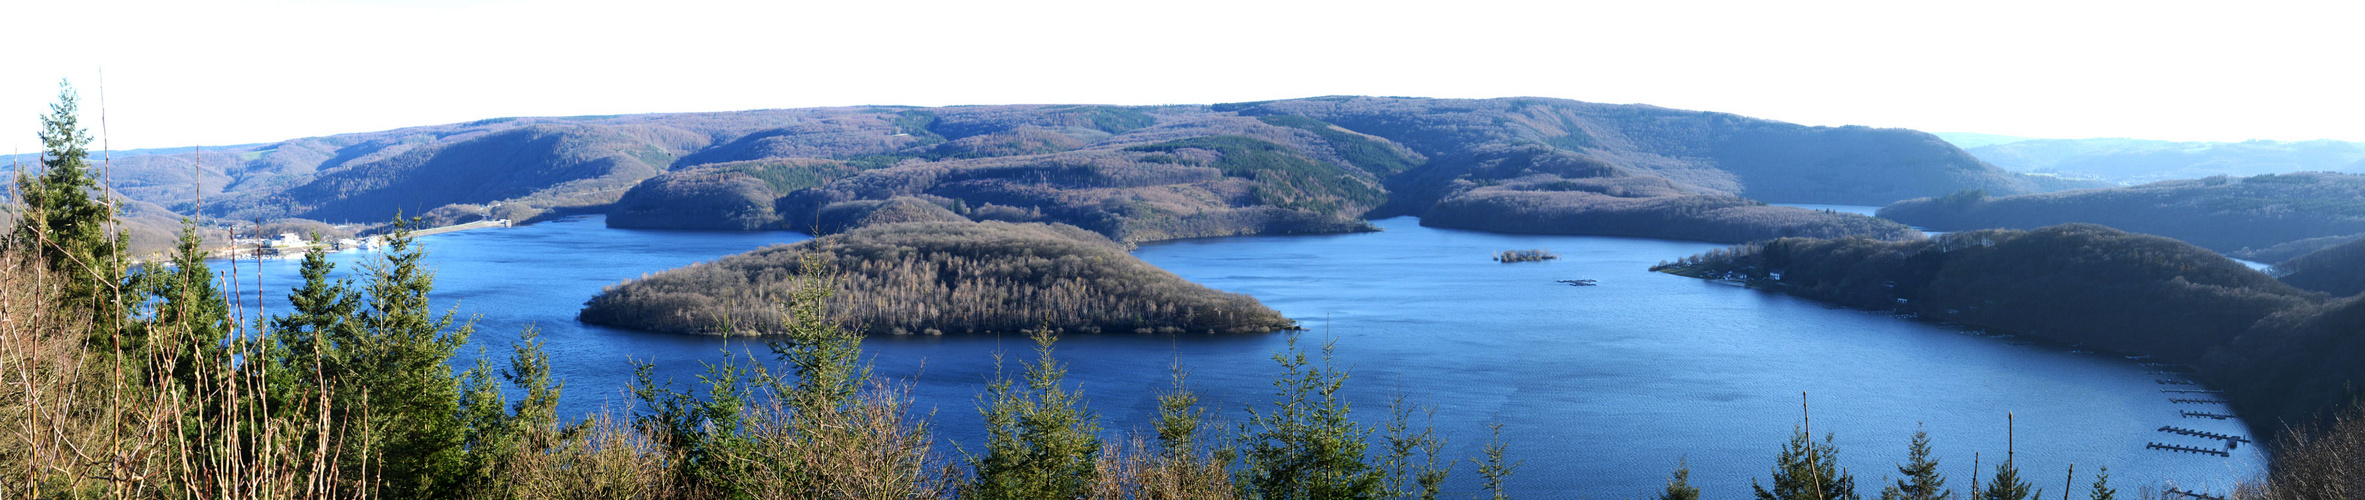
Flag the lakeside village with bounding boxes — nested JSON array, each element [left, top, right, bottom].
[[207, 218, 512, 260]]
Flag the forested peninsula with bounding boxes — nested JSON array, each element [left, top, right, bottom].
[[1656, 224, 2364, 435], [1879, 172, 2365, 261], [579, 200, 1294, 336]]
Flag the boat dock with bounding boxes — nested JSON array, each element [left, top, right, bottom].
[[2146, 442, 2231, 457], [2159, 426, 2251, 444], [2163, 487, 2227, 500], [2168, 398, 2229, 405], [2180, 411, 2234, 420]]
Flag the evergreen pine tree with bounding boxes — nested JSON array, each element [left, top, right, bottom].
[[152, 222, 232, 390], [2086, 466, 2113, 500], [1880, 428, 1952, 500], [267, 242, 361, 414], [1659, 458, 1701, 500], [10, 79, 128, 345], [1475, 423, 1520, 500], [1754, 426, 1860, 500], [1380, 395, 1449, 500], [1239, 334, 1384, 500], [1975, 460, 2036, 500], [969, 328, 1101, 500], [344, 217, 476, 498]]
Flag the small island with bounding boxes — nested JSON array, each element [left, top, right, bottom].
[[579, 200, 1296, 336], [1496, 249, 1558, 263]]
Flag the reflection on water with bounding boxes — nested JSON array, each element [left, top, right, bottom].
[[229, 214, 2263, 497]]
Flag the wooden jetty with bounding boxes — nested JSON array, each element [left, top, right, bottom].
[[2180, 410, 2234, 420], [2147, 442, 2231, 457], [2156, 379, 2198, 386], [1555, 279, 1598, 286], [2158, 426, 2251, 444], [2168, 398, 2229, 405], [2163, 487, 2227, 500], [2160, 389, 2223, 394]]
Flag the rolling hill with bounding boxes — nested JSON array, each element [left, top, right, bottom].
[[1879, 172, 2365, 259], [14, 96, 2098, 248]]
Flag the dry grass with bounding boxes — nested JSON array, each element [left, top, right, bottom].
[[1, 250, 357, 498], [2236, 399, 2365, 499]]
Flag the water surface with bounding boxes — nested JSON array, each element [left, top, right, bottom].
[[227, 215, 2263, 497]]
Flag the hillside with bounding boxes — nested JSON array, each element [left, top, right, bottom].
[[2273, 237, 2365, 297], [24, 96, 2088, 247], [612, 97, 2069, 244], [1419, 175, 1923, 242], [577, 212, 1294, 336], [1879, 172, 2365, 258], [1657, 224, 2358, 434], [1960, 138, 2365, 184]]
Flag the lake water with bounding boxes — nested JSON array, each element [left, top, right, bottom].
[[226, 214, 2264, 497]]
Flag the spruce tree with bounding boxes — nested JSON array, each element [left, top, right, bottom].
[[1975, 460, 2035, 500], [267, 242, 361, 413], [344, 217, 476, 498], [1659, 459, 1701, 500], [1880, 428, 1951, 500], [1754, 426, 1860, 500], [152, 222, 232, 390], [2087, 466, 2113, 500], [969, 329, 1102, 500], [1475, 423, 1520, 500], [1380, 395, 1449, 500], [1239, 334, 1384, 500], [11, 79, 128, 345]]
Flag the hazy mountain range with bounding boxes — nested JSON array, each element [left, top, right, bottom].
[[1934, 134, 2365, 185]]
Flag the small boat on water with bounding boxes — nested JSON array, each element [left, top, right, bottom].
[[1557, 279, 1598, 286]]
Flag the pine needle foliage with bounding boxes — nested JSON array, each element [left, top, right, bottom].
[[1237, 334, 1385, 500], [967, 329, 1103, 499], [1754, 426, 1860, 500], [1879, 428, 1952, 500]]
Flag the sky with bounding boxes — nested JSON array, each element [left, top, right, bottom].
[[4, 0, 2362, 151]]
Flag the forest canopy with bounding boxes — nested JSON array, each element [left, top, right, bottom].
[[578, 218, 1295, 336], [1657, 223, 2361, 435]]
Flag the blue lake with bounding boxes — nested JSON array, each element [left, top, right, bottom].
[[226, 214, 2264, 497]]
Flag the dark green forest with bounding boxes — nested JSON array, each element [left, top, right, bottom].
[[2270, 236, 2365, 297], [1655, 224, 2364, 437]]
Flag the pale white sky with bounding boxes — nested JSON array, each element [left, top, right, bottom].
[[5, 0, 2361, 151]]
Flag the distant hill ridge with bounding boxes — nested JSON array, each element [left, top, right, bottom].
[[20, 96, 2094, 246], [1949, 137, 2365, 184], [1879, 171, 2365, 261]]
